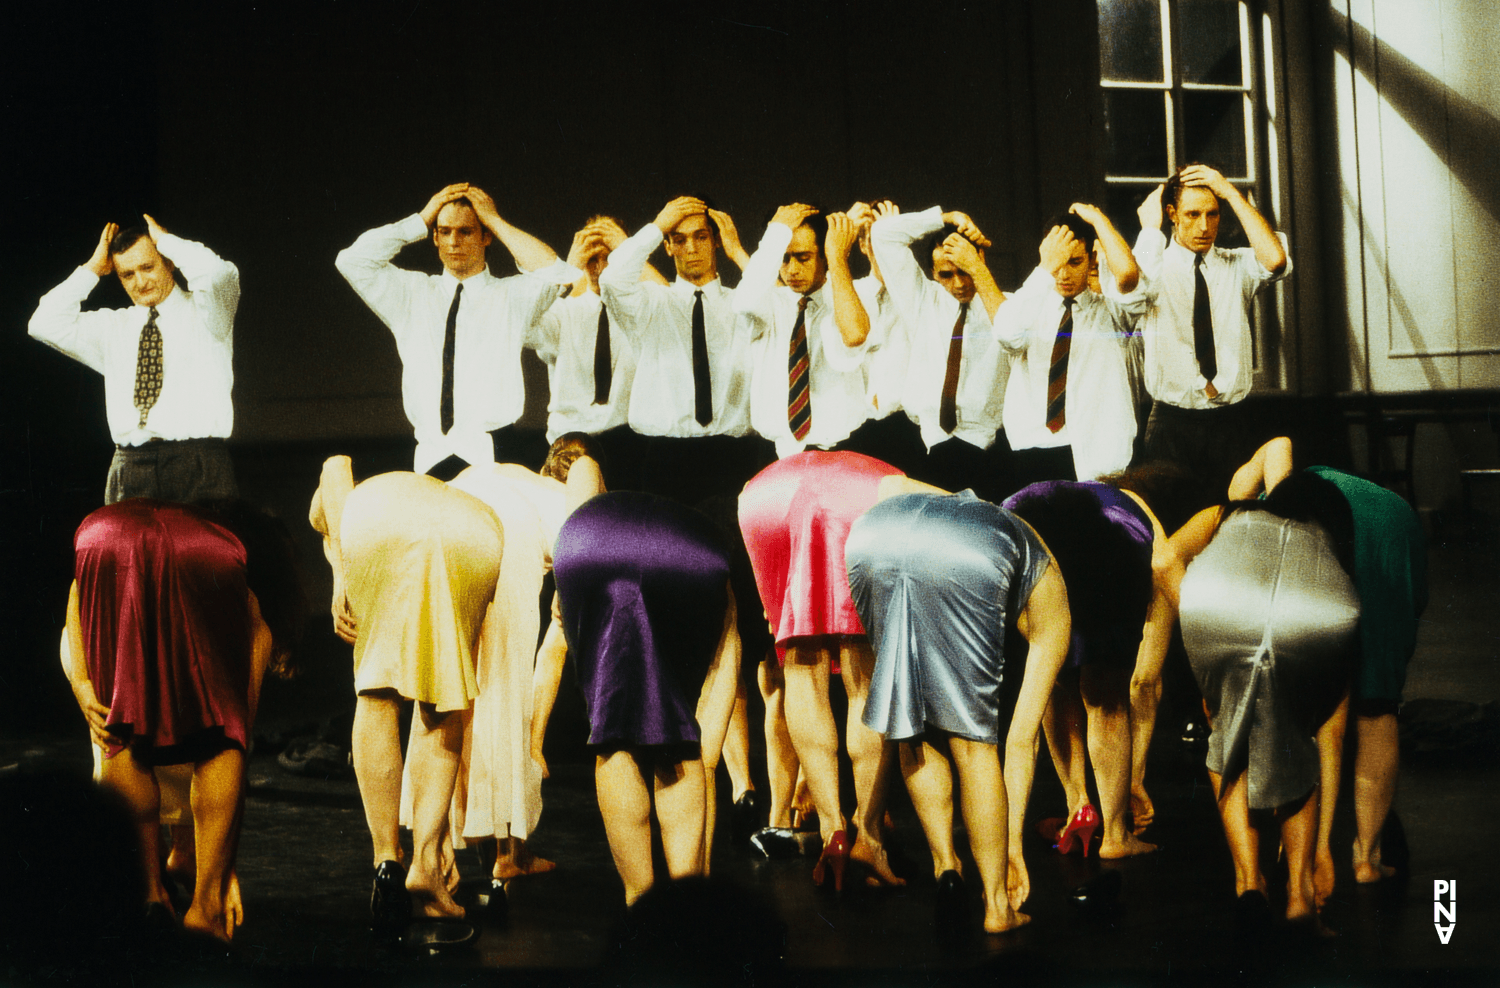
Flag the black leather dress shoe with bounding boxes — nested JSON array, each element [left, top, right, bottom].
[[731, 790, 764, 845], [406, 918, 477, 952], [371, 860, 412, 940], [750, 826, 804, 859]]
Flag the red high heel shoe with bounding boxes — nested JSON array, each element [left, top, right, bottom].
[[811, 830, 850, 891], [1054, 805, 1100, 857]]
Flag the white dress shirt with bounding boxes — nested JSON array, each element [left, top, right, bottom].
[[598, 224, 752, 438], [735, 222, 871, 458], [335, 213, 580, 474], [29, 233, 239, 448], [533, 290, 637, 443], [854, 275, 911, 420], [992, 264, 1149, 480], [1134, 228, 1291, 409], [870, 206, 1010, 452]]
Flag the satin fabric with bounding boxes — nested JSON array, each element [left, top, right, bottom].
[[554, 492, 731, 749], [738, 450, 904, 652], [74, 500, 251, 764], [849, 491, 1051, 744], [340, 473, 502, 712], [1003, 480, 1153, 669], [1181, 511, 1359, 809]]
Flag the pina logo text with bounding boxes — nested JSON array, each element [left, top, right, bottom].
[[1434, 880, 1456, 944]]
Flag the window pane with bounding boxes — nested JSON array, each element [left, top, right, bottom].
[[1098, 0, 1165, 83], [1178, 0, 1244, 85], [1104, 184, 1157, 244], [1103, 89, 1169, 177], [1182, 91, 1247, 177]]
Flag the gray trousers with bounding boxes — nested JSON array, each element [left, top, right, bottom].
[[105, 438, 238, 505]]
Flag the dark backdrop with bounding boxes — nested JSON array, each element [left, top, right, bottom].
[[2, 0, 1104, 731]]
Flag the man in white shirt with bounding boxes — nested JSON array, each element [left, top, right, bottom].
[[992, 205, 1148, 485], [734, 205, 873, 458], [30, 215, 240, 504], [533, 216, 670, 492], [870, 205, 1013, 502], [598, 195, 769, 504], [336, 183, 580, 480], [1134, 164, 1290, 487]]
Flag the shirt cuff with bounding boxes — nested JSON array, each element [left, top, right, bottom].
[[66, 265, 102, 294], [526, 257, 587, 284]]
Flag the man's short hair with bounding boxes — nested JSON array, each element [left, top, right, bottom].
[[434, 198, 479, 223], [108, 226, 152, 257], [1045, 212, 1098, 259], [1163, 163, 1218, 210], [542, 431, 607, 484]]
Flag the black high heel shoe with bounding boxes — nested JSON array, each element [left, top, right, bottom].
[[731, 790, 764, 847], [371, 860, 412, 940]]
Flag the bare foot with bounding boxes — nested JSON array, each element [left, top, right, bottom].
[[183, 901, 232, 942], [1314, 847, 1336, 908], [1354, 859, 1397, 883], [1129, 790, 1154, 834], [1099, 833, 1158, 859], [494, 854, 558, 880], [983, 903, 1031, 934], [408, 867, 466, 919], [851, 836, 906, 887]]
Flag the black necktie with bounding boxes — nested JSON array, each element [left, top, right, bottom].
[[1046, 297, 1074, 433], [1193, 254, 1217, 384], [788, 295, 812, 441], [691, 289, 712, 426], [938, 302, 969, 434], [441, 282, 463, 434], [593, 300, 612, 405], [133, 306, 162, 429]]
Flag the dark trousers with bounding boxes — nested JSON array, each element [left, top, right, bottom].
[[426, 424, 550, 482], [1142, 400, 1261, 495], [1009, 445, 1077, 494], [106, 438, 238, 505], [837, 412, 927, 477], [910, 431, 1014, 504]]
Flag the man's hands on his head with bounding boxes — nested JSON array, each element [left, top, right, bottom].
[[590, 216, 628, 251], [825, 212, 859, 261], [706, 208, 747, 267], [87, 222, 120, 277], [942, 233, 987, 275], [1040, 225, 1081, 277], [1179, 164, 1233, 198], [464, 185, 504, 233], [654, 196, 706, 235], [1067, 202, 1105, 229], [940, 210, 991, 248], [143, 213, 169, 241], [1137, 185, 1165, 233], [420, 183, 473, 229], [846, 201, 875, 230], [565, 228, 605, 272], [872, 200, 901, 223], [771, 203, 819, 231]]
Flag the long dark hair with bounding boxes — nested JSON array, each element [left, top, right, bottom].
[[1099, 460, 1215, 536], [1220, 471, 1356, 579]]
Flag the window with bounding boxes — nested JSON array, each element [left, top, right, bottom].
[[1097, 0, 1266, 245]]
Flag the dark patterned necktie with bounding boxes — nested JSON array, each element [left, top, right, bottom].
[[691, 289, 712, 426], [1193, 254, 1217, 383], [938, 301, 969, 434], [1046, 297, 1074, 433], [133, 306, 162, 428], [593, 299, 612, 405], [441, 282, 463, 434], [787, 295, 812, 441]]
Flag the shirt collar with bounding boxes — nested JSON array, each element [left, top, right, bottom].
[[673, 276, 723, 297], [440, 267, 493, 290], [1166, 236, 1215, 265], [150, 284, 187, 319]]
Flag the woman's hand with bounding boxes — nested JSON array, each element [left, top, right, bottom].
[[73, 679, 112, 749]]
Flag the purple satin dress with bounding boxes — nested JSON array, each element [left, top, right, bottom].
[[553, 492, 732, 751], [74, 500, 252, 764]]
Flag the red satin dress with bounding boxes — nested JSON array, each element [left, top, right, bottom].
[[74, 500, 252, 764]]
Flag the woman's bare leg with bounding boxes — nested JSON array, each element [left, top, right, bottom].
[[1352, 712, 1401, 883], [1209, 769, 1266, 897], [949, 737, 1028, 933], [899, 739, 959, 878], [840, 641, 903, 885], [596, 750, 655, 905], [781, 641, 845, 841], [758, 655, 799, 829], [1314, 693, 1349, 905], [1277, 789, 1321, 923], [722, 682, 753, 802], [655, 758, 708, 880], [352, 692, 404, 867], [1081, 667, 1155, 859], [97, 749, 170, 911], [183, 748, 245, 940], [406, 703, 465, 919], [1041, 671, 1088, 817]]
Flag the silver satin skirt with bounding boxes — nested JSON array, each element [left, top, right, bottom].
[[1181, 511, 1360, 809], [848, 490, 1052, 744]]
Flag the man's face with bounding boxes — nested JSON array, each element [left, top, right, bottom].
[[932, 249, 976, 304], [585, 249, 609, 294], [433, 202, 492, 277], [780, 224, 827, 296], [113, 238, 176, 307], [1053, 240, 1093, 299], [663, 213, 719, 282], [1168, 186, 1221, 254]]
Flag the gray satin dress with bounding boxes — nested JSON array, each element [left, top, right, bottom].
[[1181, 511, 1360, 809], [848, 490, 1051, 745]]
